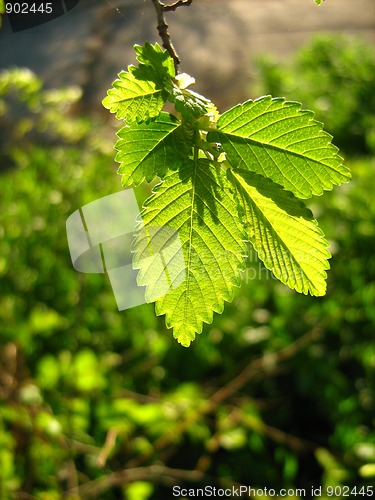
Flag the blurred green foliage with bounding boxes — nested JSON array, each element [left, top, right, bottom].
[[0, 35, 374, 499], [254, 35, 375, 155]]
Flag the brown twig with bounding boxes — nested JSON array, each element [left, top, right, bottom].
[[72, 464, 208, 498], [127, 325, 323, 468], [151, 0, 193, 71], [209, 324, 322, 407], [97, 428, 119, 468], [72, 463, 246, 499], [163, 0, 193, 12], [69, 326, 324, 498]]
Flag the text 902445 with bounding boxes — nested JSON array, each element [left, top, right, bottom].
[[5, 1, 80, 32]]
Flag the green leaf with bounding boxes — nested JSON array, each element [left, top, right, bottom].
[[208, 96, 350, 199], [115, 112, 194, 186], [133, 159, 247, 346], [134, 42, 175, 83], [169, 85, 213, 120], [102, 70, 167, 122], [315, 0, 323, 4], [229, 169, 330, 296]]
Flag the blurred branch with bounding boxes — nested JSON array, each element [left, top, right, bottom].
[[151, 0, 193, 71], [73, 464, 208, 498], [61, 327, 323, 498], [0, 343, 18, 399], [120, 388, 161, 404], [195, 403, 318, 474], [195, 432, 221, 473], [97, 428, 118, 468], [210, 324, 323, 407], [230, 406, 317, 454], [128, 325, 323, 467], [74, 463, 245, 499]]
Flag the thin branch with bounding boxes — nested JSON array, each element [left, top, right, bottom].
[[72, 464, 208, 499], [69, 328, 323, 498], [209, 324, 323, 407], [72, 464, 245, 499], [230, 406, 317, 454], [151, 0, 193, 71], [97, 428, 119, 468], [127, 325, 323, 468], [163, 0, 193, 12]]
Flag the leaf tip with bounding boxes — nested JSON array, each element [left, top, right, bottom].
[[173, 323, 198, 347], [178, 338, 193, 348]]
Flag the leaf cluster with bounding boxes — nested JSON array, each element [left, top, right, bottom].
[[103, 43, 350, 346]]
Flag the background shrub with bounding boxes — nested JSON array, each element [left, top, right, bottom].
[[254, 35, 375, 154]]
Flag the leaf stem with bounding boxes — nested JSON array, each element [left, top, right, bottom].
[[196, 134, 223, 162]]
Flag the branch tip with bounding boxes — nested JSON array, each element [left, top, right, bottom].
[[163, 0, 193, 12]]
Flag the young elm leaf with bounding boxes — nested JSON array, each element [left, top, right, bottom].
[[115, 112, 194, 187], [229, 169, 330, 296], [133, 158, 247, 347], [208, 96, 350, 199], [102, 69, 167, 123]]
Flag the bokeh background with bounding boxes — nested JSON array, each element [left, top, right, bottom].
[[0, 1, 375, 498]]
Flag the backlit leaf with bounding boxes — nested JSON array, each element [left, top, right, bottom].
[[229, 169, 331, 296], [208, 96, 350, 198], [115, 112, 193, 186], [134, 42, 175, 84], [133, 159, 247, 346], [102, 70, 167, 122], [169, 85, 213, 120]]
